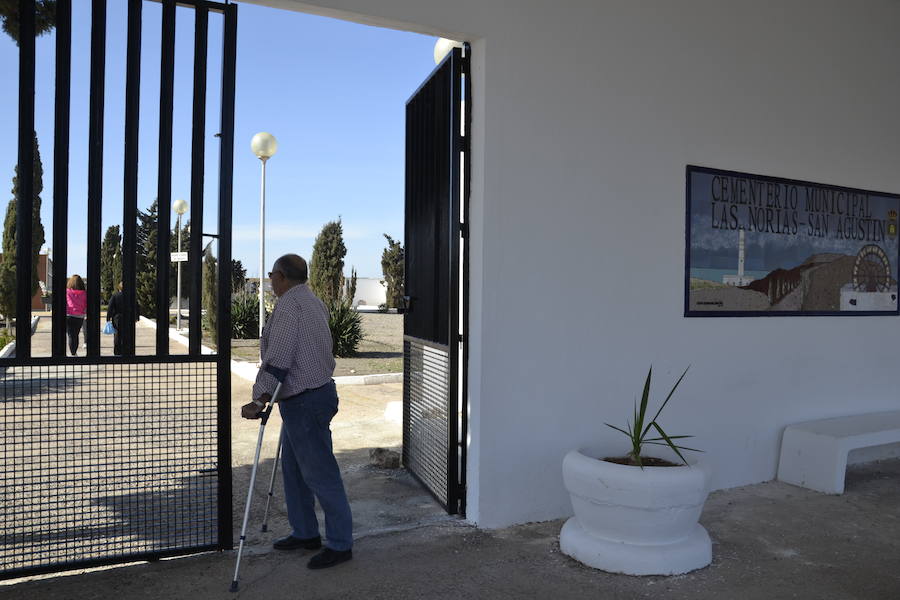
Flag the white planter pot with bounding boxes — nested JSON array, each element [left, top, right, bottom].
[[559, 446, 712, 575]]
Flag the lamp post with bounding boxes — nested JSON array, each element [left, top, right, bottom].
[[251, 132, 278, 338], [173, 198, 188, 331], [433, 37, 463, 64]]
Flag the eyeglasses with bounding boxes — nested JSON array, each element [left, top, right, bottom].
[[267, 270, 282, 279]]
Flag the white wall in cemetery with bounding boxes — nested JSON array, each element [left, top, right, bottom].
[[249, 0, 900, 527]]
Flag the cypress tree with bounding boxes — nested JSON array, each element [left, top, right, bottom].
[[202, 245, 217, 335], [0, 200, 16, 328], [231, 259, 246, 293], [381, 234, 404, 309], [309, 219, 346, 304], [100, 225, 121, 303], [343, 267, 357, 303], [136, 199, 158, 317], [12, 132, 46, 298], [0, 131, 47, 323]]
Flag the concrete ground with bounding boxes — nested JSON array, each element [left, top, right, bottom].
[[1, 459, 898, 599], [229, 378, 451, 551]]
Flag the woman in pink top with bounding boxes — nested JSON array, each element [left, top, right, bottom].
[[66, 274, 87, 356]]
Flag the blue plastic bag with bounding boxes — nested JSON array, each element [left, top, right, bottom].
[[103, 321, 116, 335]]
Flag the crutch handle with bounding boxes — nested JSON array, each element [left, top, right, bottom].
[[253, 364, 287, 423], [258, 381, 283, 425]]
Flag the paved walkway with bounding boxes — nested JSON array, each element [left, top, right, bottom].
[[1, 459, 898, 599], [28, 312, 187, 357]]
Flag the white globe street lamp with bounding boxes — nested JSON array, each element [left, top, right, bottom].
[[433, 37, 463, 65], [251, 132, 278, 338], [173, 198, 188, 331]]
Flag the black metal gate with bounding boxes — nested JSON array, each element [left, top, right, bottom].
[[1, 0, 237, 579], [402, 45, 470, 515]]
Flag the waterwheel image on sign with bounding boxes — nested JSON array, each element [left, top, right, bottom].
[[685, 166, 900, 316]]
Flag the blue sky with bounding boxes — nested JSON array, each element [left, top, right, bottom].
[[0, 1, 438, 278]]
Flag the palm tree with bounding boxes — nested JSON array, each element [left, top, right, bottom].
[[0, 1, 56, 45]]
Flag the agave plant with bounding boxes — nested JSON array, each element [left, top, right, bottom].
[[327, 297, 363, 358], [605, 366, 701, 467], [230, 291, 268, 339]]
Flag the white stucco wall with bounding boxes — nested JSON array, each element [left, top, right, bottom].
[[247, 0, 900, 528]]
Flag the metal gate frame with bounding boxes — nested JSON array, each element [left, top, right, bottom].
[[402, 45, 470, 516], [2, 0, 236, 579]]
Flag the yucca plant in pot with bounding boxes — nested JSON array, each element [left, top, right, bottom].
[[560, 367, 712, 576]]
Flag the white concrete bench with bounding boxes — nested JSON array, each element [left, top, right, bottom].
[[777, 411, 900, 494]]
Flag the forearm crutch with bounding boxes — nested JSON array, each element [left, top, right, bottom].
[[260, 427, 283, 533], [230, 379, 284, 593]]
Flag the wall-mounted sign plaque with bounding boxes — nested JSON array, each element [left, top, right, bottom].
[[685, 165, 900, 316]]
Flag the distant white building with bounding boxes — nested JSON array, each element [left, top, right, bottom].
[[245, 276, 387, 308], [244, 278, 272, 294], [352, 277, 387, 309]]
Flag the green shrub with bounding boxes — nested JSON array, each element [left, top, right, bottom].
[[231, 291, 269, 339], [328, 298, 362, 357]]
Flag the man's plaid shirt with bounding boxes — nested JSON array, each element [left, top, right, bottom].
[[253, 283, 335, 400]]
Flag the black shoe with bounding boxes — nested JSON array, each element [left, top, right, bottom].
[[273, 534, 322, 551], [307, 547, 352, 570]]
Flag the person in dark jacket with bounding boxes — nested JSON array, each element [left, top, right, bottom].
[[106, 283, 125, 356]]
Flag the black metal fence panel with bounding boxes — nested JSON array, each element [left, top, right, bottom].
[[404, 57, 451, 346], [3, 0, 236, 579], [402, 339, 450, 508], [0, 360, 219, 578]]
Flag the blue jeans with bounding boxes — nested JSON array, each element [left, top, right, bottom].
[[278, 381, 353, 551]]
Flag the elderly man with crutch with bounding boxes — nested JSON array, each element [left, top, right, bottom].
[[240, 254, 353, 571]]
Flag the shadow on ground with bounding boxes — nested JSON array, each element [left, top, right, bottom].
[[0, 446, 448, 579], [2, 460, 899, 599], [232, 447, 451, 556], [350, 351, 402, 359]]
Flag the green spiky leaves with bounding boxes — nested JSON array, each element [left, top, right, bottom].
[[604, 366, 701, 467]]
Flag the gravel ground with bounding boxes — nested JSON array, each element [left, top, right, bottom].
[[5, 460, 899, 599], [334, 312, 402, 376], [230, 312, 403, 376]]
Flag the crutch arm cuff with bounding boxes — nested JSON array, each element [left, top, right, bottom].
[[263, 363, 288, 383]]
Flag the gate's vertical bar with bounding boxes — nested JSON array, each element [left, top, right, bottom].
[[189, 4, 208, 356], [216, 1, 238, 550], [459, 42, 472, 517], [156, 0, 176, 355], [15, 0, 36, 354], [86, 0, 106, 357], [447, 48, 463, 514], [402, 91, 412, 470], [122, 0, 142, 357], [51, 0, 72, 358]]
